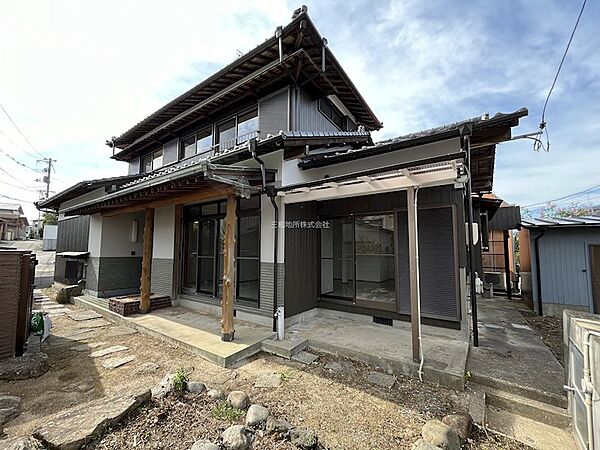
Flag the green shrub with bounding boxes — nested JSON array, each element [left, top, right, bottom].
[[173, 367, 189, 392], [212, 400, 244, 422]]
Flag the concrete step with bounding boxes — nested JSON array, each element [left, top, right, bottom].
[[262, 335, 308, 359], [471, 372, 568, 409], [74, 294, 109, 311], [477, 384, 570, 429], [485, 406, 576, 450]]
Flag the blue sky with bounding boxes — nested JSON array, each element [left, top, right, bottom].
[[1, 0, 598, 219]]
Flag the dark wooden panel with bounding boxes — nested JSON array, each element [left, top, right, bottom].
[[56, 216, 90, 253], [284, 201, 319, 317]]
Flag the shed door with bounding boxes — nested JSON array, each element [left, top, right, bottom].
[[591, 245, 600, 314]]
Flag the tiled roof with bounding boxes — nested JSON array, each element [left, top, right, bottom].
[[0, 202, 21, 211]]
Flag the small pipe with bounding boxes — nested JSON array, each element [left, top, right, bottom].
[[533, 230, 545, 316], [413, 186, 424, 381], [321, 37, 328, 72], [276, 26, 283, 63], [582, 330, 600, 450], [464, 133, 479, 347]]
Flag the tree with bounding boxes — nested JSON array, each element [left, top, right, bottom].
[[522, 202, 592, 220], [42, 212, 58, 225]]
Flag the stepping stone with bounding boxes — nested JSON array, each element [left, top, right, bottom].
[[511, 323, 532, 331], [105, 326, 137, 337], [291, 351, 319, 365], [70, 342, 107, 352], [254, 372, 282, 388], [69, 331, 101, 342], [367, 371, 396, 389], [102, 355, 135, 369], [325, 360, 356, 374], [81, 319, 110, 328], [89, 345, 128, 358], [482, 323, 503, 329], [67, 311, 102, 321]]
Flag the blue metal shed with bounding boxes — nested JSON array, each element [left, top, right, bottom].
[[521, 216, 600, 317]]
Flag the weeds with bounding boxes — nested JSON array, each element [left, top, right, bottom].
[[173, 367, 189, 392], [211, 400, 244, 422]]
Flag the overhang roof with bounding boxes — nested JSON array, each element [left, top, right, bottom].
[[0, 203, 23, 214], [298, 108, 528, 193], [110, 7, 381, 160], [36, 174, 144, 211], [521, 216, 600, 228]]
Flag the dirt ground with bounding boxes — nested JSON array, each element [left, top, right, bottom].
[[1, 296, 528, 450], [520, 311, 564, 366]]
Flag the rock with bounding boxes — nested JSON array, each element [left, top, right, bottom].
[[33, 389, 150, 450], [101, 355, 135, 369], [324, 360, 355, 374], [412, 438, 442, 450], [291, 351, 319, 365], [0, 353, 49, 380], [66, 310, 101, 321], [152, 374, 175, 399], [227, 391, 250, 409], [3, 436, 44, 450], [133, 362, 160, 375], [366, 371, 397, 389], [56, 285, 83, 304], [187, 381, 206, 394], [70, 342, 106, 352], [442, 413, 473, 442], [245, 404, 269, 427], [222, 424, 254, 450], [190, 440, 220, 450], [89, 345, 128, 358], [0, 394, 21, 425], [290, 428, 318, 449], [421, 420, 460, 450], [266, 416, 293, 434], [207, 389, 225, 400]]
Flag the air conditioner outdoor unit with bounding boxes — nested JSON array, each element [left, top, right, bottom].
[[483, 271, 506, 291]]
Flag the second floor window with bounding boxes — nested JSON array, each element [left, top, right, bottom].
[[141, 149, 163, 173], [319, 97, 346, 130], [216, 109, 258, 152], [181, 127, 213, 160]]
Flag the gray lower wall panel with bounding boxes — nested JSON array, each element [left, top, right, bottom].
[[260, 262, 285, 312], [151, 258, 174, 297], [86, 257, 99, 292], [88, 256, 142, 297]]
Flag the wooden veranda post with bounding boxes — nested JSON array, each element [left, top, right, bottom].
[[139, 208, 154, 314], [221, 192, 237, 341]]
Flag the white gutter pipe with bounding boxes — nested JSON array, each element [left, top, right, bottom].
[[413, 186, 424, 381], [582, 329, 600, 450]]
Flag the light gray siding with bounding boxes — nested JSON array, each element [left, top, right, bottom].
[[293, 88, 339, 132], [258, 89, 289, 137], [530, 227, 600, 313], [260, 262, 285, 311], [151, 258, 174, 297], [128, 157, 140, 175]]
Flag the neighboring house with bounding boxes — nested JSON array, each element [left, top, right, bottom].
[[37, 7, 527, 353], [0, 203, 29, 241], [520, 216, 600, 317]]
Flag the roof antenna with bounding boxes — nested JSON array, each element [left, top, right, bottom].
[[291, 5, 308, 19]]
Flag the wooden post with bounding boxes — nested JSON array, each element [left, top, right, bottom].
[[407, 186, 421, 363], [139, 208, 154, 314], [221, 192, 236, 341]]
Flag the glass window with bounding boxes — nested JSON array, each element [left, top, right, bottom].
[[217, 118, 236, 151], [320, 218, 354, 299], [197, 127, 213, 156], [237, 214, 260, 302], [238, 195, 260, 211], [183, 221, 198, 289], [142, 154, 152, 173], [152, 149, 163, 170], [198, 220, 215, 293], [319, 98, 347, 131], [354, 215, 395, 305], [237, 110, 258, 143], [201, 203, 219, 216], [181, 135, 196, 160]]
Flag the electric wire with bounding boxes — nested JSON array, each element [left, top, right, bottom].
[[0, 147, 42, 172], [523, 183, 600, 208], [0, 101, 45, 158], [0, 193, 34, 203], [534, 0, 587, 152], [0, 166, 36, 189], [0, 179, 38, 192]]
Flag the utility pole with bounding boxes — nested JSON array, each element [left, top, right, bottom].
[[36, 158, 56, 238]]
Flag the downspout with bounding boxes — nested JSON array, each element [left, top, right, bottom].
[[533, 229, 546, 316], [413, 186, 425, 381], [250, 141, 280, 337], [582, 330, 600, 450], [460, 123, 479, 347]]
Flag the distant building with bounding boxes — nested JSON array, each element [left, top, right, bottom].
[[0, 203, 29, 240]]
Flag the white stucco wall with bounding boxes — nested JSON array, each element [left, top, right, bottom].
[[88, 214, 103, 257], [99, 211, 145, 257], [260, 195, 285, 263], [153, 205, 176, 259]]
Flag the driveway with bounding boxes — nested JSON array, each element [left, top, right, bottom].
[[3, 239, 55, 287]]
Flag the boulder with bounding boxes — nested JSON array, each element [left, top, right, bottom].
[[266, 416, 293, 435], [56, 285, 82, 304], [421, 420, 460, 450], [442, 413, 473, 442], [412, 438, 442, 450], [227, 391, 250, 410], [190, 440, 220, 450], [290, 428, 318, 449], [207, 389, 225, 400], [187, 381, 206, 394], [4, 436, 44, 450], [151, 374, 175, 399], [0, 353, 49, 380], [222, 425, 254, 450], [245, 404, 269, 427], [0, 394, 21, 425]]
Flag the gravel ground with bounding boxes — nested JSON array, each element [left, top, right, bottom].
[[520, 311, 564, 366], [1, 293, 529, 450]]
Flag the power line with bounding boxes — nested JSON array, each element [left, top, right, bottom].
[[0, 166, 36, 189], [0, 179, 38, 192], [0, 193, 34, 203], [0, 101, 45, 158], [535, 0, 587, 152], [0, 147, 42, 173], [0, 129, 39, 160], [523, 182, 600, 208]]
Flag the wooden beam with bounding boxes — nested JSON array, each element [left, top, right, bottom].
[[101, 187, 229, 217], [221, 192, 237, 341], [139, 207, 154, 314], [407, 187, 420, 363]]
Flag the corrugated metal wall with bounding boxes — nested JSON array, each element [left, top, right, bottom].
[[55, 216, 90, 284], [294, 88, 339, 132], [530, 227, 600, 311], [259, 89, 289, 137]]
